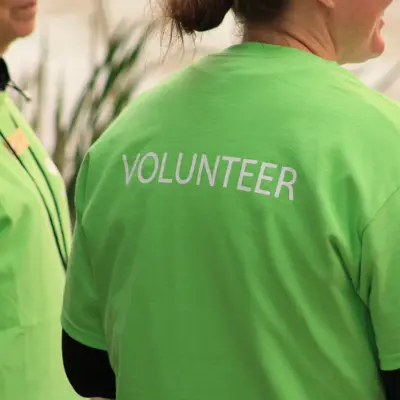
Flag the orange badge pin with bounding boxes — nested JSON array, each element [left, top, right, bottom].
[[4, 128, 30, 156]]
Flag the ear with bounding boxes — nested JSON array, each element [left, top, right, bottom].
[[316, 0, 336, 8]]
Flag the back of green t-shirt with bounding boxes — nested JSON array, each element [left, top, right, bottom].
[[63, 43, 400, 400]]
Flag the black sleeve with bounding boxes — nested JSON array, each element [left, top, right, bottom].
[[381, 369, 400, 400], [62, 329, 116, 399]]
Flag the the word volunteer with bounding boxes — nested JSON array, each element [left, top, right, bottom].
[[123, 152, 297, 201]]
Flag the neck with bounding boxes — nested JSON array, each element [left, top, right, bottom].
[[243, 8, 341, 63]]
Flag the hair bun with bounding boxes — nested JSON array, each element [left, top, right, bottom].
[[167, 0, 234, 34]]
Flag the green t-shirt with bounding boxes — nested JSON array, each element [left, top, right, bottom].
[[62, 43, 400, 400], [0, 92, 79, 399]]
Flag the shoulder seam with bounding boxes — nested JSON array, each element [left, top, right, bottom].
[[361, 185, 400, 238]]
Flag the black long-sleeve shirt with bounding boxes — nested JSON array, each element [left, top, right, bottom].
[[62, 330, 116, 399]]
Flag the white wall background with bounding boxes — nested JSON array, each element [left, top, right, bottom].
[[4, 0, 400, 147]]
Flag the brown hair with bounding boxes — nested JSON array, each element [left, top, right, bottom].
[[164, 0, 289, 35]]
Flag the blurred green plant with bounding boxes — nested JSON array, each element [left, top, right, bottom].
[[13, 21, 232, 222], [16, 22, 152, 221]]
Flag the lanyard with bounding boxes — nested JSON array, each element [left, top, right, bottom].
[[0, 122, 68, 270]]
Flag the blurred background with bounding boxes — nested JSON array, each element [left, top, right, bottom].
[[4, 0, 400, 216]]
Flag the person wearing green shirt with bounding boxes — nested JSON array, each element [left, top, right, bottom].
[[0, 1, 79, 399], [62, 0, 400, 399]]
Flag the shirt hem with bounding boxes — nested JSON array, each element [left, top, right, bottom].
[[61, 312, 107, 351]]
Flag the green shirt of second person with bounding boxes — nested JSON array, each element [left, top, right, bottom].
[[0, 85, 79, 399], [0, 1, 79, 398]]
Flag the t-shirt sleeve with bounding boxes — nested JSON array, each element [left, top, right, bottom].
[[361, 187, 400, 371], [61, 154, 106, 351]]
